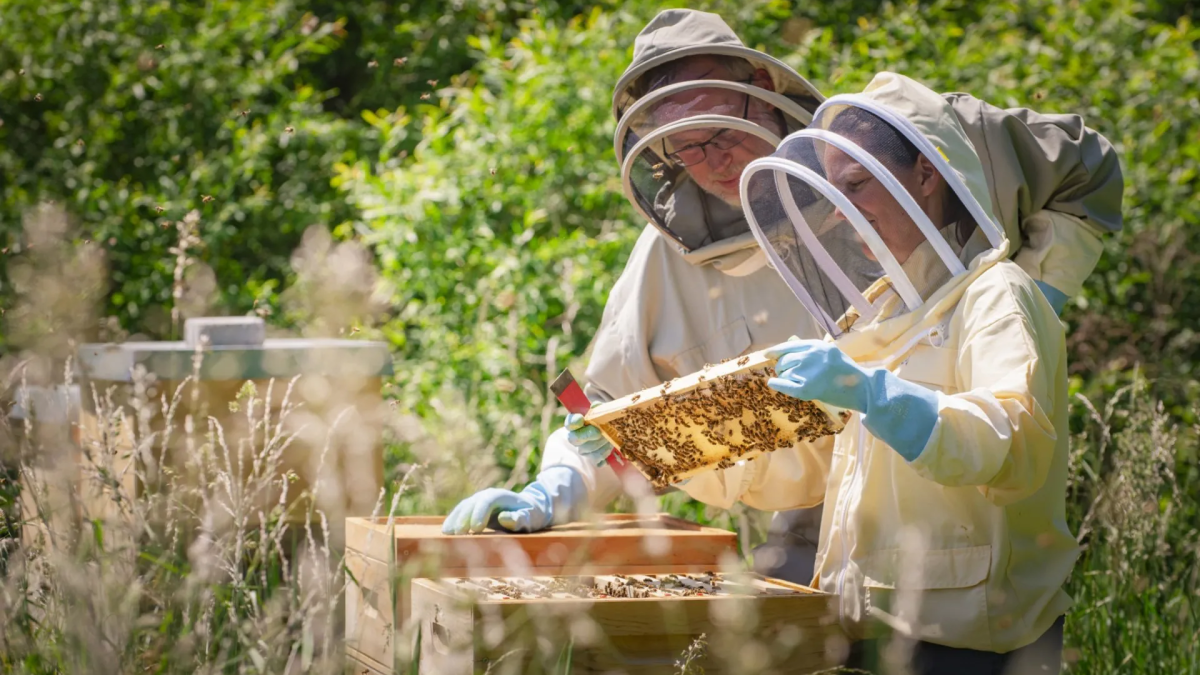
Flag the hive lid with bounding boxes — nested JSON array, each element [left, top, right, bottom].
[[78, 337, 393, 381]]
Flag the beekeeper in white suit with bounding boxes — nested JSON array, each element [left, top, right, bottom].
[[443, 9, 1121, 589], [703, 70, 1076, 673]]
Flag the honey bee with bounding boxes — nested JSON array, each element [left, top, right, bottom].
[[427, 79, 438, 86], [34, 93, 42, 102], [651, 162, 664, 170], [155, 44, 164, 50], [155, 205, 165, 213], [76, 139, 84, 147], [420, 92, 431, 100], [201, 195, 213, 203], [240, 109, 250, 117], [18, 69, 25, 75], [393, 57, 408, 66], [367, 59, 379, 68], [652, 171, 664, 180], [349, 326, 361, 335], [489, 167, 496, 176], [285, 126, 295, 133]]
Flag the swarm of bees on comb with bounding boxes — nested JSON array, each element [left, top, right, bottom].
[[585, 351, 850, 489]]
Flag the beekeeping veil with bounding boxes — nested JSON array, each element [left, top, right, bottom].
[[741, 72, 1007, 337], [612, 9, 823, 275]]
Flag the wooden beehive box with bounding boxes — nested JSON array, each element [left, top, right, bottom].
[[411, 572, 843, 675], [345, 514, 739, 674], [584, 349, 850, 489], [73, 329, 392, 552]]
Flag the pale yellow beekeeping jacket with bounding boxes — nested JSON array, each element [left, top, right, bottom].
[[677, 73, 1079, 653], [541, 11, 1121, 513]]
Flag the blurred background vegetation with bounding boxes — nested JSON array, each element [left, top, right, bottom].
[[2, 0, 1199, 672]]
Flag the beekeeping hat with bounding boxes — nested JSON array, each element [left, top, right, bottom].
[[740, 72, 1006, 338], [612, 10, 823, 257]]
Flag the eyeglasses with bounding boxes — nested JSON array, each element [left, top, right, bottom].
[[662, 79, 754, 168]]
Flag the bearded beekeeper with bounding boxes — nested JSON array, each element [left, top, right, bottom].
[[442, 9, 1121, 586], [715, 71, 1076, 673]]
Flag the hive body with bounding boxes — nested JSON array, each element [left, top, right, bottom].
[[585, 349, 850, 488], [345, 514, 738, 674], [411, 572, 843, 674]]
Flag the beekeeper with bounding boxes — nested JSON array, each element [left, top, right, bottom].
[[710, 71, 1075, 672], [443, 9, 1120, 584]]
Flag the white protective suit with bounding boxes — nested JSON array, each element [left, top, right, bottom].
[[541, 9, 1120, 582], [700, 72, 1077, 653]]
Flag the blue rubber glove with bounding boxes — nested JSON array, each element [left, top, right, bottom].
[[765, 340, 940, 462], [441, 466, 587, 535], [1034, 280, 1068, 316], [565, 413, 614, 467]]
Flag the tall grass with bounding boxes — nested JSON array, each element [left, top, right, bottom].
[[2, 365, 370, 673], [0, 204, 392, 674], [1063, 376, 1200, 673]]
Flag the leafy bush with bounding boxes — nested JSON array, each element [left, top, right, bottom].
[[0, 0, 371, 340], [336, 9, 642, 480]]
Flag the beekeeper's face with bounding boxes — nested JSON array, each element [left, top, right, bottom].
[[823, 144, 943, 264], [653, 59, 783, 206]]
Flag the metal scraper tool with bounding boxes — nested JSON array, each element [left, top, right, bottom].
[[549, 369, 630, 475]]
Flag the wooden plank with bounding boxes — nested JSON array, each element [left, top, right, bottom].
[[346, 646, 391, 675], [345, 551, 396, 667], [411, 579, 476, 675], [346, 514, 737, 568]]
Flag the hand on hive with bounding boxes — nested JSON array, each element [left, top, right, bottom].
[[442, 466, 588, 534]]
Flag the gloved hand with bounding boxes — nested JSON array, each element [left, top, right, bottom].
[[565, 413, 614, 467], [1034, 280, 1068, 316], [441, 465, 588, 535], [765, 340, 940, 461]]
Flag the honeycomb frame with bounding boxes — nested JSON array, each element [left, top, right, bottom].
[[584, 349, 850, 489]]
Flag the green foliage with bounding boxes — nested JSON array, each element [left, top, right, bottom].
[[0, 0, 371, 339], [337, 9, 642, 470]]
